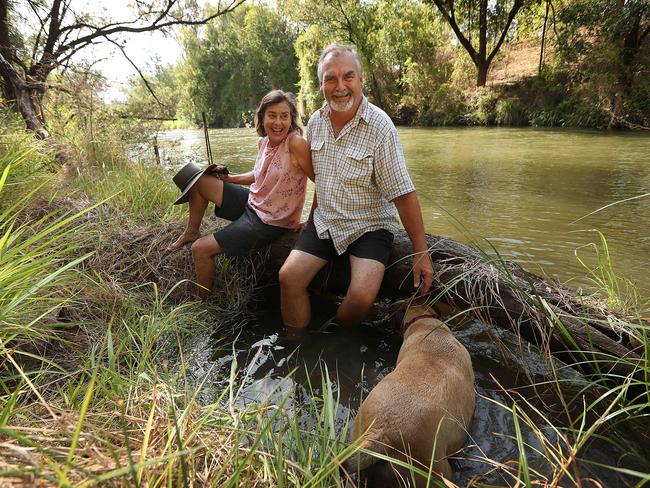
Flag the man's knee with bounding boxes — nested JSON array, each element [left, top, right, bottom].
[[345, 287, 377, 311]]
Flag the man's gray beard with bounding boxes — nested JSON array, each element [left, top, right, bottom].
[[329, 95, 355, 112]]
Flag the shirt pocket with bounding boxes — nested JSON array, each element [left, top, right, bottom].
[[341, 147, 373, 186], [310, 139, 324, 151], [310, 138, 325, 177]]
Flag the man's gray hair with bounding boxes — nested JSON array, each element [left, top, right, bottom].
[[317, 43, 364, 82]]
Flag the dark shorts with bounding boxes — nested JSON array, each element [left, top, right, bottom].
[[294, 220, 394, 265], [213, 183, 288, 257]]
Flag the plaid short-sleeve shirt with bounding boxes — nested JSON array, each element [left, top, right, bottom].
[[308, 96, 415, 255]]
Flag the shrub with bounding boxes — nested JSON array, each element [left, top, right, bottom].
[[417, 83, 467, 126], [495, 97, 529, 126]]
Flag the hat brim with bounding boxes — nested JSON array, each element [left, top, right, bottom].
[[173, 166, 212, 205]]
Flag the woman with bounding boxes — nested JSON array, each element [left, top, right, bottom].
[[168, 90, 314, 299]]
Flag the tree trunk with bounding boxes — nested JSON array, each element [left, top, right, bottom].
[[476, 62, 488, 86], [0, 53, 49, 139], [539, 0, 550, 74], [260, 231, 645, 378]]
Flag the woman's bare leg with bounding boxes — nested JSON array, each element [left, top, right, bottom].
[[191, 234, 224, 299], [167, 175, 225, 251]]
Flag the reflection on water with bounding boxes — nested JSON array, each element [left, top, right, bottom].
[[159, 126, 650, 299], [160, 127, 648, 484]]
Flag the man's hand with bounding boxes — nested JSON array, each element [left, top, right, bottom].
[[413, 251, 434, 295], [393, 191, 434, 295]]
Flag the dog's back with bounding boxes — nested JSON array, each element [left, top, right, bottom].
[[344, 315, 475, 486]]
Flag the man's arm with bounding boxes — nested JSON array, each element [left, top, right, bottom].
[[393, 191, 434, 295]]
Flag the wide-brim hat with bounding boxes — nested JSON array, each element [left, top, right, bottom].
[[172, 162, 212, 205]]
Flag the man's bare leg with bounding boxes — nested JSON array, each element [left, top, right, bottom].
[[279, 250, 328, 329], [191, 235, 224, 299], [168, 175, 225, 251], [336, 255, 385, 327]]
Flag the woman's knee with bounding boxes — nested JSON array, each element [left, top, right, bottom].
[[191, 235, 220, 257], [196, 174, 223, 199], [279, 262, 303, 291]]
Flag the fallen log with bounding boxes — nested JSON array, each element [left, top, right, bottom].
[[261, 230, 646, 378]]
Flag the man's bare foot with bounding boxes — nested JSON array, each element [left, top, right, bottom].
[[166, 232, 201, 252]]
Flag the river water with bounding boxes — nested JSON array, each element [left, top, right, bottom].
[[157, 127, 650, 485], [158, 126, 650, 300]]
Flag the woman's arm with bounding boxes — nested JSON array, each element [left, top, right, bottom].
[[288, 134, 315, 182], [221, 171, 255, 185]]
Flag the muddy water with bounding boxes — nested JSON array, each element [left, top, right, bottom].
[[159, 128, 649, 484], [183, 289, 637, 485]]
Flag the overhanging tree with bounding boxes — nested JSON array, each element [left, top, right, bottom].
[[0, 0, 244, 138], [428, 0, 529, 86]]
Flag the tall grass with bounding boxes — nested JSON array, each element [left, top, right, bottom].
[[471, 244, 648, 485], [574, 230, 647, 315], [0, 111, 368, 486], [73, 158, 182, 223], [0, 299, 361, 486], [0, 153, 95, 352]]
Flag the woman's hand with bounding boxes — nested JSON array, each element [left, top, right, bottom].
[[208, 164, 229, 179], [293, 221, 308, 233]]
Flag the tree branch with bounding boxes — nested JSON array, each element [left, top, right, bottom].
[[56, 0, 245, 60], [429, 0, 478, 61], [640, 24, 649, 43], [104, 36, 167, 109], [26, 0, 48, 64], [486, 0, 525, 65]]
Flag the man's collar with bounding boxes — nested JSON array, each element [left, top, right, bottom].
[[357, 95, 370, 124]]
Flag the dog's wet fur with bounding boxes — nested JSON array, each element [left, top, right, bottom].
[[342, 302, 475, 487]]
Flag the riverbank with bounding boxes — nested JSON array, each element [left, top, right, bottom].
[[1, 113, 650, 486], [392, 69, 650, 130]]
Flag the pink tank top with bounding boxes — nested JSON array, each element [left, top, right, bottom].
[[248, 132, 307, 229]]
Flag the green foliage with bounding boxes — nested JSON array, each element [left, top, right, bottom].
[[286, 0, 445, 117], [294, 24, 328, 116], [417, 83, 468, 126], [177, 4, 299, 127], [475, 88, 501, 125], [495, 97, 528, 125], [553, 0, 650, 127], [0, 112, 55, 204], [122, 64, 182, 122]]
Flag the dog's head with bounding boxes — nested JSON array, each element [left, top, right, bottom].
[[398, 297, 438, 335], [402, 302, 438, 326]]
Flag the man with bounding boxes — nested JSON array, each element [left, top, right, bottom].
[[279, 43, 434, 331]]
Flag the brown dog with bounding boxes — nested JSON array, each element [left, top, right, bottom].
[[343, 303, 475, 486]]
